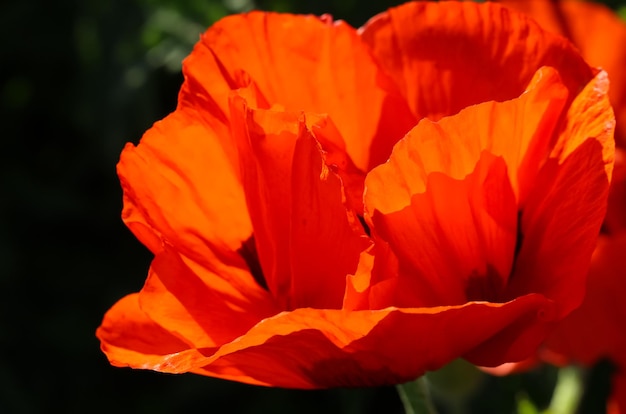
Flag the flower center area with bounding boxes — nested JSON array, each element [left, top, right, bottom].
[[235, 119, 526, 311], [350, 149, 528, 310]]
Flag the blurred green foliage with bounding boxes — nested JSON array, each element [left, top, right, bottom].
[[1, 0, 624, 413]]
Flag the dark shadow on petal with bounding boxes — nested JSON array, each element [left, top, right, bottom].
[[237, 236, 268, 291]]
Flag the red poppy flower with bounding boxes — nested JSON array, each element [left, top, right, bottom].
[[498, 0, 626, 147], [97, 2, 614, 388]]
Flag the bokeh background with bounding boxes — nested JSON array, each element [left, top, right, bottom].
[[2, 0, 625, 412]]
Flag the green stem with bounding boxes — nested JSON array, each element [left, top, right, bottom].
[[396, 376, 439, 414], [545, 366, 583, 414]]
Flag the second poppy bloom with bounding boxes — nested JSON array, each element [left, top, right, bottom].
[[97, 2, 615, 388]]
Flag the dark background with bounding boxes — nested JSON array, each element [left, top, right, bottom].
[[1, 0, 624, 412]]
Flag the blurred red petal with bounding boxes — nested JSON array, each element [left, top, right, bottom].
[[542, 235, 626, 368]]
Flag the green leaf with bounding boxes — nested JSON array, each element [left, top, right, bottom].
[[618, 5, 626, 22], [516, 393, 540, 414], [546, 366, 583, 414], [396, 377, 439, 414]]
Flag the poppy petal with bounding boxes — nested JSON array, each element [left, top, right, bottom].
[[96, 293, 192, 368], [359, 1, 592, 122], [344, 242, 397, 311], [118, 108, 254, 275], [228, 96, 298, 307], [138, 246, 279, 348], [289, 127, 371, 309], [505, 71, 615, 318], [367, 151, 518, 307], [229, 95, 369, 309], [192, 11, 416, 171], [99, 294, 552, 388], [363, 67, 569, 307], [210, 295, 554, 387], [479, 356, 540, 377], [498, 0, 626, 146], [541, 235, 626, 368], [604, 149, 626, 235]]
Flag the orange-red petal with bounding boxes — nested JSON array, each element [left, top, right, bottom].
[[541, 235, 626, 369], [138, 247, 279, 349], [229, 94, 369, 309], [100, 295, 555, 388], [605, 149, 626, 235], [118, 108, 253, 273], [498, 0, 626, 147], [96, 293, 193, 368], [360, 1, 592, 122], [504, 71, 614, 318], [289, 128, 371, 308], [363, 67, 571, 307], [191, 11, 416, 171], [367, 151, 518, 307]]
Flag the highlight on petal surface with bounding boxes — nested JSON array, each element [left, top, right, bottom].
[[99, 295, 555, 388], [186, 11, 416, 171], [97, 293, 193, 369], [118, 107, 253, 269], [138, 246, 279, 349]]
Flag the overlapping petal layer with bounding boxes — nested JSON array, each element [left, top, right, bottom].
[[498, 0, 626, 146], [360, 1, 593, 122], [361, 68, 612, 315], [99, 290, 553, 388], [184, 11, 416, 171], [542, 235, 626, 369], [355, 68, 612, 367], [530, 154, 626, 395]]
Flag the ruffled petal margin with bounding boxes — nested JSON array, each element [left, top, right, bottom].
[[98, 292, 553, 388], [189, 11, 416, 171], [118, 107, 254, 275]]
